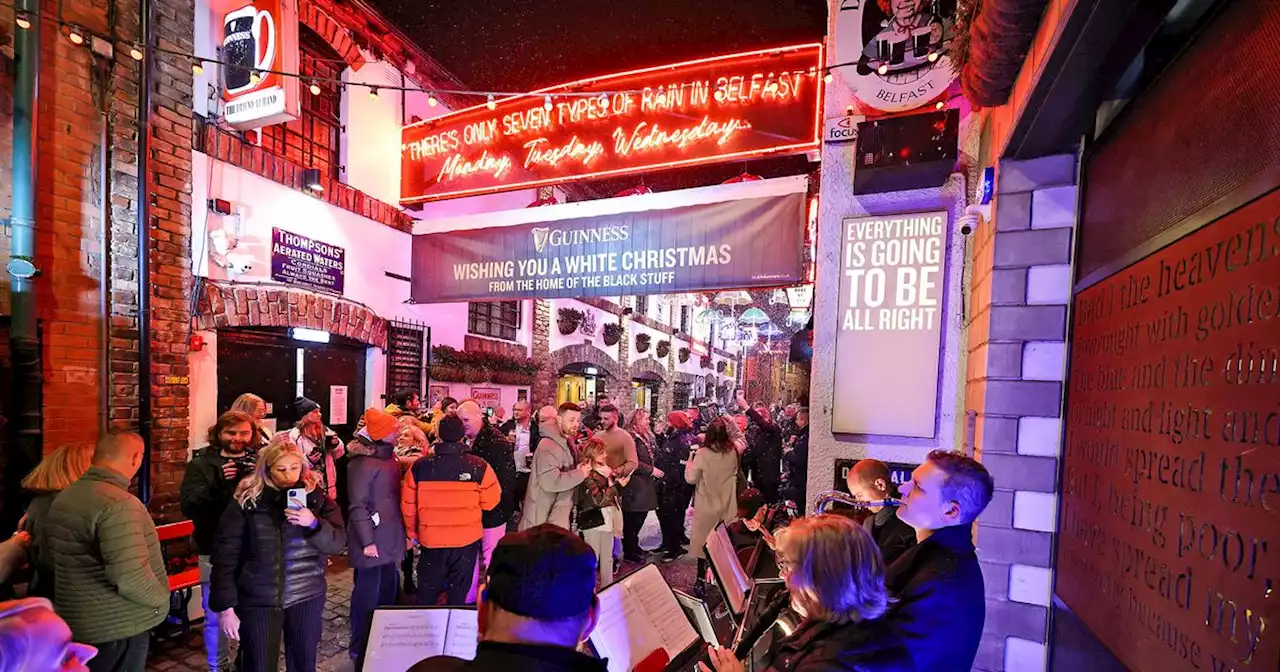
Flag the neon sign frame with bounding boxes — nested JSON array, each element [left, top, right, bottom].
[[400, 43, 825, 204]]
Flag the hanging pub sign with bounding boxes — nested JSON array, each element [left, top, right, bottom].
[[219, 0, 301, 130], [832, 211, 947, 437], [833, 0, 956, 114], [271, 227, 345, 294], [411, 191, 805, 303], [400, 44, 824, 203]]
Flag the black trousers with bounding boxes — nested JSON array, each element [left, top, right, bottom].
[[87, 632, 149, 672], [402, 548, 417, 596], [237, 595, 326, 672], [621, 510, 651, 554], [514, 472, 531, 512], [351, 562, 400, 665], [417, 542, 480, 606], [657, 495, 689, 551]]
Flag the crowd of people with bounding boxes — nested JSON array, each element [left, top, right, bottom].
[[0, 385, 994, 672]]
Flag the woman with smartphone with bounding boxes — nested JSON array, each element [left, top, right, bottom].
[[209, 439, 346, 672]]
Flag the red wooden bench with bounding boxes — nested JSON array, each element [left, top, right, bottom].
[[156, 520, 200, 641]]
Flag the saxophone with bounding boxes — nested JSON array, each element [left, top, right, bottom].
[[812, 490, 900, 514]]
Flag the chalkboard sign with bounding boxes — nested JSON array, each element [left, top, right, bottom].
[[833, 459, 917, 494], [386, 323, 426, 400]]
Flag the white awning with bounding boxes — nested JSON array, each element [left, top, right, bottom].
[[411, 174, 809, 235]]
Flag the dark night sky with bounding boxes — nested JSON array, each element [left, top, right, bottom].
[[369, 0, 829, 195], [367, 0, 829, 92]]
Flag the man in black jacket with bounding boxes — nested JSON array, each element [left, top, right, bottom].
[[499, 401, 540, 519], [886, 450, 994, 672], [409, 524, 605, 672], [459, 400, 517, 604], [740, 396, 783, 504], [780, 408, 810, 515], [846, 458, 916, 566], [179, 411, 256, 672]]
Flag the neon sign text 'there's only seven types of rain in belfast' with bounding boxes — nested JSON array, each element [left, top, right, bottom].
[[399, 44, 824, 203]]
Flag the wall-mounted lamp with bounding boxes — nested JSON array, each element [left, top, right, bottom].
[[301, 168, 323, 193], [291, 328, 330, 343]]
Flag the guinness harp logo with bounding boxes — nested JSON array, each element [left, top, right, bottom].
[[532, 227, 552, 253]]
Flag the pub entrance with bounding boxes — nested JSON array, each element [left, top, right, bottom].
[[216, 327, 367, 443], [557, 363, 605, 406]]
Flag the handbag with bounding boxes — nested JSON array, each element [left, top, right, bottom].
[[578, 507, 606, 530]]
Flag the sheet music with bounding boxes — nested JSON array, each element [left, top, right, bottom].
[[706, 524, 750, 615], [363, 608, 478, 671], [589, 565, 700, 672]]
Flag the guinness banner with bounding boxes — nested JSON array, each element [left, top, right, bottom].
[[411, 192, 805, 303]]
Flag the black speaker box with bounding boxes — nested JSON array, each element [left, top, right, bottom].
[[853, 110, 958, 195]]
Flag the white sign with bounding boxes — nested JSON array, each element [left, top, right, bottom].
[[329, 385, 348, 425], [824, 114, 863, 144], [833, 0, 957, 114], [832, 211, 947, 437]]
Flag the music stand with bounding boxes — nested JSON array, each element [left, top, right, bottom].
[[704, 522, 752, 625]]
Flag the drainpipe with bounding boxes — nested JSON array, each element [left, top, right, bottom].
[[136, 0, 154, 503], [6, 0, 42, 528]]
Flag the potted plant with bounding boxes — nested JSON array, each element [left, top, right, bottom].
[[635, 333, 651, 353], [700, 355, 712, 369], [557, 307, 585, 335], [656, 340, 670, 358], [679, 347, 690, 363], [602, 322, 623, 346]]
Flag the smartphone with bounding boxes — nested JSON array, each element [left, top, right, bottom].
[[286, 487, 306, 510]]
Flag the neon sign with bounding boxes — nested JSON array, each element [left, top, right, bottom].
[[400, 44, 824, 203]]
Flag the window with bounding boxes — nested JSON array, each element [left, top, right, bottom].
[[679, 305, 690, 334], [635, 295, 649, 318], [468, 301, 521, 341], [258, 27, 343, 180]]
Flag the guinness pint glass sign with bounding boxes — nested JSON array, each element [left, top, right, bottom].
[[218, 0, 300, 130]]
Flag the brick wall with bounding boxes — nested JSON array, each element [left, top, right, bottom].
[[967, 154, 1076, 672], [0, 0, 194, 517]]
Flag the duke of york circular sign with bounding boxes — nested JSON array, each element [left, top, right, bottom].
[[834, 0, 957, 114]]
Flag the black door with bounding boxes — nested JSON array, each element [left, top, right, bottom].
[[302, 345, 366, 444], [217, 330, 296, 437]]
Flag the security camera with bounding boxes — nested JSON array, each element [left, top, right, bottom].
[[957, 204, 990, 237]]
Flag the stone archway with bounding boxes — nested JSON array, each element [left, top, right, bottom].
[[548, 343, 624, 380], [629, 356, 668, 386], [191, 280, 388, 349]]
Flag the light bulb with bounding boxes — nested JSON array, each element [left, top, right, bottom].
[[192, 60, 204, 75], [927, 51, 940, 63], [935, 100, 945, 110], [877, 64, 889, 76], [309, 81, 321, 95], [67, 27, 84, 45], [130, 45, 144, 61], [15, 13, 31, 29], [369, 86, 379, 100], [598, 94, 609, 108], [486, 94, 495, 111], [823, 72, 833, 84], [427, 94, 438, 107], [544, 94, 552, 111], [249, 70, 261, 85]]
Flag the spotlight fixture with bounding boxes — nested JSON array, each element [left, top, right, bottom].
[[845, 105, 854, 115], [192, 59, 204, 75], [15, 12, 31, 29], [927, 51, 940, 63], [249, 70, 261, 85], [309, 80, 321, 95], [67, 26, 85, 45], [877, 64, 889, 76], [486, 94, 496, 110], [129, 44, 144, 61], [301, 168, 323, 193], [544, 94, 553, 111], [369, 86, 379, 100], [823, 72, 833, 84], [427, 94, 438, 107]]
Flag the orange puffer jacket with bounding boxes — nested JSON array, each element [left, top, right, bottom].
[[400, 441, 500, 549]]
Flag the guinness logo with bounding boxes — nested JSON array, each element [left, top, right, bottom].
[[532, 227, 552, 253]]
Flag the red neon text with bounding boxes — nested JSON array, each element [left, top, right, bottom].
[[523, 136, 606, 170], [612, 117, 752, 156], [438, 150, 513, 183]]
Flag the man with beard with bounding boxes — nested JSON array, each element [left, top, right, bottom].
[[179, 411, 256, 672], [521, 404, 592, 531], [581, 393, 610, 433]]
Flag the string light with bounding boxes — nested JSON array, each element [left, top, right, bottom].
[[935, 100, 945, 110], [486, 93, 495, 110], [369, 86, 379, 100], [823, 72, 833, 84], [309, 80, 321, 95], [249, 70, 261, 85], [427, 94, 438, 107], [543, 94, 552, 111], [15, 11, 31, 29], [67, 26, 85, 45], [927, 51, 940, 63], [876, 64, 889, 76], [192, 59, 204, 75], [129, 44, 144, 61]]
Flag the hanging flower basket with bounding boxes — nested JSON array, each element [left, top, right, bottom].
[[602, 322, 623, 346], [700, 355, 712, 369], [678, 347, 690, 363], [635, 333, 652, 353], [656, 340, 671, 358], [558, 308, 585, 335]]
